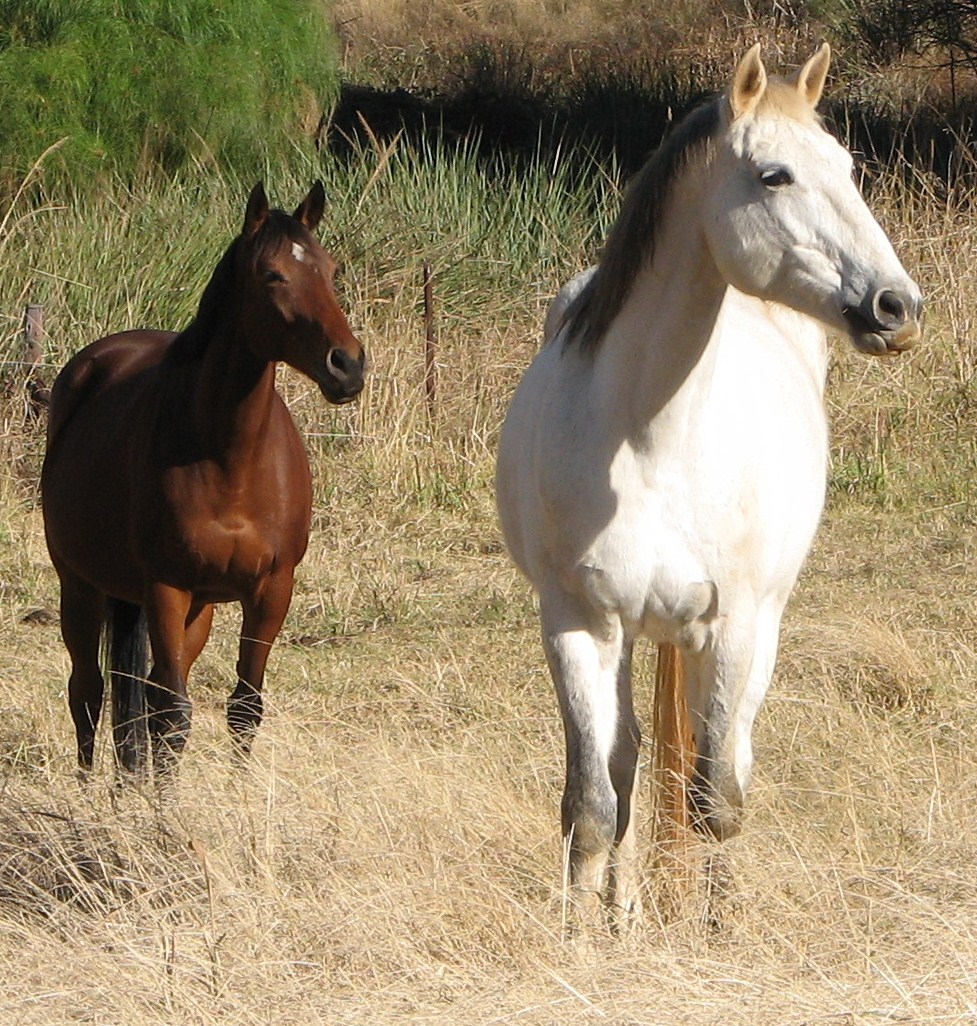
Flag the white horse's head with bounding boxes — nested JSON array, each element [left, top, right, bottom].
[[704, 43, 923, 355]]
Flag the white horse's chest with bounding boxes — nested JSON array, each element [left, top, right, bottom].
[[534, 308, 829, 643], [560, 448, 745, 644]]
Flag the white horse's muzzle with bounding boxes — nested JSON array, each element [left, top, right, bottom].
[[844, 286, 923, 356]]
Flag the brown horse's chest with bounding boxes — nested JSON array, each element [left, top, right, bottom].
[[135, 436, 312, 597]]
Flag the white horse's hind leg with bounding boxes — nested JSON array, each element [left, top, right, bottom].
[[541, 590, 633, 930]]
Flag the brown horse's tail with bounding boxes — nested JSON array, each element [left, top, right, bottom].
[[652, 642, 697, 888], [103, 598, 149, 776]]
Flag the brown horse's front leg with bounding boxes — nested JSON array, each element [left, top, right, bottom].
[[144, 582, 194, 776], [228, 570, 295, 755]]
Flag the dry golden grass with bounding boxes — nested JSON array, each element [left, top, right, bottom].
[[3, 172, 977, 1023], [332, 0, 823, 95], [4, 459, 977, 1023]]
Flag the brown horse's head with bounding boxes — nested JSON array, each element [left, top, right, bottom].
[[237, 182, 365, 404]]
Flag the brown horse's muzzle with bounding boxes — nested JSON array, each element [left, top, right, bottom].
[[320, 345, 366, 404]]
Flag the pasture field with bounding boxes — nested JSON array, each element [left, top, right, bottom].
[[2, 56, 977, 1026]]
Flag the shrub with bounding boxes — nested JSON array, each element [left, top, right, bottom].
[[0, 0, 340, 184]]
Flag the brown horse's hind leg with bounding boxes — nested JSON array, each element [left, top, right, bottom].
[[57, 569, 107, 772], [227, 570, 294, 755]]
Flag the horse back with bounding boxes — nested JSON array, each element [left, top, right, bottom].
[[46, 330, 177, 447]]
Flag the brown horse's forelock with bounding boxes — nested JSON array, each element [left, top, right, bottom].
[[562, 98, 722, 355]]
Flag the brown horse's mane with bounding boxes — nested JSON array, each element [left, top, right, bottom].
[[169, 210, 312, 361], [562, 98, 722, 354]]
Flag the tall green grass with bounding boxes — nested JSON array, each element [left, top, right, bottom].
[[0, 124, 968, 535], [0, 138, 616, 366]]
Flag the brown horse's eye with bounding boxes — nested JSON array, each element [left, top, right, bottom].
[[262, 269, 286, 285]]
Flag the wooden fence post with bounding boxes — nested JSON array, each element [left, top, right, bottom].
[[423, 262, 437, 416], [23, 303, 50, 418]]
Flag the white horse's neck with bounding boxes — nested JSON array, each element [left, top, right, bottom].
[[586, 171, 733, 443]]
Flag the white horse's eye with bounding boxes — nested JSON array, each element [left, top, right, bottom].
[[760, 166, 794, 188]]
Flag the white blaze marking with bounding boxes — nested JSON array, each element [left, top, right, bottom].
[[291, 242, 307, 262]]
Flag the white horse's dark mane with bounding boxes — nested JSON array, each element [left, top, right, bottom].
[[562, 98, 722, 354]]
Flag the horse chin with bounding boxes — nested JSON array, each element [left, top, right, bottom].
[[851, 331, 896, 357], [850, 326, 920, 357], [316, 379, 362, 405]]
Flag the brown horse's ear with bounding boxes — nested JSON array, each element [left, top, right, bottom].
[[728, 43, 766, 119], [243, 182, 269, 240], [293, 181, 326, 231], [789, 42, 831, 109]]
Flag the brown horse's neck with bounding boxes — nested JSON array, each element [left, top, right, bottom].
[[170, 312, 279, 474], [165, 238, 281, 473]]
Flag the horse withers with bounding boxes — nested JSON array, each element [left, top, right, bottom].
[[496, 45, 922, 929], [42, 182, 365, 779]]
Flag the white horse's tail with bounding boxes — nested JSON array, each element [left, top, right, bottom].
[[652, 643, 698, 889]]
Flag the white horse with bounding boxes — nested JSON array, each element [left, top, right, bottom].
[[496, 44, 922, 925]]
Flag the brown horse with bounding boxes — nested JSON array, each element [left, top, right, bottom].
[[42, 182, 365, 777]]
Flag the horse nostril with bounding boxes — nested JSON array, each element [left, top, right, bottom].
[[326, 347, 358, 381], [873, 288, 908, 326]]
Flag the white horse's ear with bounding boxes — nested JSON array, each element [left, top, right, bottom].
[[790, 42, 831, 108], [729, 43, 767, 119]]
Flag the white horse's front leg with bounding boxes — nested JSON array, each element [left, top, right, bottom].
[[606, 639, 643, 929], [686, 600, 784, 840], [540, 589, 639, 931]]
